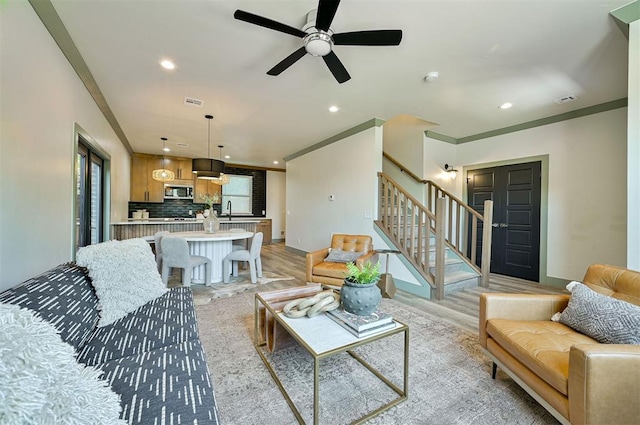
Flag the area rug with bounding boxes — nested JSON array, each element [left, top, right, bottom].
[[195, 293, 559, 425], [186, 272, 296, 306]]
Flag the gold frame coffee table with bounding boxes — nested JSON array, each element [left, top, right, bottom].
[[254, 288, 409, 425]]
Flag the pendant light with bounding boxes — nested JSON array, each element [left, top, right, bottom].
[[151, 137, 175, 182], [192, 114, 225, 179], [211, 145, 230, 185]]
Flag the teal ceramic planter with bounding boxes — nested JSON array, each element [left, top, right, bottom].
[[341, 278, 382, 315]]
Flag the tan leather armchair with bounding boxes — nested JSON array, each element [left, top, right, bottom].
[[480, 264, 640, 425], [306, 234, 378, 287]]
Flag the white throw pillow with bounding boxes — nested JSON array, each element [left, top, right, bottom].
[[0, 303, 126, 424], [76, 238, 168, 327]]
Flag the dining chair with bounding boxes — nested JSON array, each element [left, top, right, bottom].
[[222, 232, 263, 284], [161, 236, 212, 287], [154, 231, 170, 272]]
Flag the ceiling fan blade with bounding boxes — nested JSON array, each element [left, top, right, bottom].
[[234, 10, 306, 38], [322, 51, 351, 84], [333, 30, 403, 46], [315, 0, 340, 32], [267, 47, 308, 76]]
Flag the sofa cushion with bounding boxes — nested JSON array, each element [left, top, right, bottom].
[[559, 282, 640, 344], [78, 288, 200, 366], [76, 238, 168, 327], [313, 261, 349, 279], [98, 339, 219, 424], [486, 319, 597, 395], [325, 248, 364, 263], [0, 262, 99, 351], [0, 303, 125, 424]]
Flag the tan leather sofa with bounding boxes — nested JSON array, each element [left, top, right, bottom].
[[480, 264, 640, 425], [306, 234, 378, 287]]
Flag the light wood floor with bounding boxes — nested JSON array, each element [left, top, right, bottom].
[[257, 242, 567, 333]]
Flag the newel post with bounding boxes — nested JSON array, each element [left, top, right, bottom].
[[434, 197, 446, 300], [480, 199, 494, 287]]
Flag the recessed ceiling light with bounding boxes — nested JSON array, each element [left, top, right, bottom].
[[499, 102, 513, 110], [328, 105, 339, 113], [273, 161, 279, 165], [160, 59, 175, 70]]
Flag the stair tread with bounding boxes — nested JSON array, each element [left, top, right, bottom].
[[428, 257, 464, 267], [444, 269, 479, 284]]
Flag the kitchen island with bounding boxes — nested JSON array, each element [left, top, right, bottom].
[[111, 218, 260, 241], [169, 230, 254, 284]]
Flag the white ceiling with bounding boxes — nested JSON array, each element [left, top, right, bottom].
[[49, 0, 630, 169]]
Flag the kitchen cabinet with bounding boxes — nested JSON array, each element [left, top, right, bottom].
[[130, 154, 164, 202], [164, 157, 193, 182], [256, 219, 272, 245], [193, 178, 222, 205]]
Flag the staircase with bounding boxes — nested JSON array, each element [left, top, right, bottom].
[[375, 171, 493, 300]]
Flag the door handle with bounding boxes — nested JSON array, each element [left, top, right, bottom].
[[491, 223, 499, 228]]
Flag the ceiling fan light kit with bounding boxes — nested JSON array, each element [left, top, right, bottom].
[[234, 0, 403, 84]]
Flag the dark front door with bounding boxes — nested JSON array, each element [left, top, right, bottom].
[[467, 161, 541, 281]]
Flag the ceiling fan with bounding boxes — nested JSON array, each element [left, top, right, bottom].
[[234, 0, 402, 84]]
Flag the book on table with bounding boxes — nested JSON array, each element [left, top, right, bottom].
[[326, 307, 394, 337], [329, 316, 396, 338]]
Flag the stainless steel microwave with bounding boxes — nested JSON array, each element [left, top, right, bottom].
[[164, 184, 193, 199]]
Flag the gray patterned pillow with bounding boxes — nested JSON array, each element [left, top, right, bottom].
[[325, 249, 364, 263], [559, 282, 640, 344]]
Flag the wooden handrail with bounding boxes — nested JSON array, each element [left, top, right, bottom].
[[382, 152, 427, 184]]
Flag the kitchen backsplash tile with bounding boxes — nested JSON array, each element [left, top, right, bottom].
[[128, 199, 218, 219]]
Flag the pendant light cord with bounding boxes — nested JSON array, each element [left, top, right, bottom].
[[207, 117, 211, 159]]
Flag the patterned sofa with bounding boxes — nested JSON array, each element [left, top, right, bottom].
[[0, 262, 219, 424]]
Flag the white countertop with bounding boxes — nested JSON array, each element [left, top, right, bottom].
[[113, 218, 261, 225], [169, 230, 254, 241]]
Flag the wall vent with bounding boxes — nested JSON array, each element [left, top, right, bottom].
[[555, 95, 577, 104], [184, 97, 203, 107]]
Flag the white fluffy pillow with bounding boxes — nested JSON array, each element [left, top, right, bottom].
[[76, 238, 168, 327], [0, 303, 125, 424]]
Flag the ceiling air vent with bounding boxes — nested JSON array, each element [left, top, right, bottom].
[[555, 95, 577, 104], [184, 97, 203, 107]]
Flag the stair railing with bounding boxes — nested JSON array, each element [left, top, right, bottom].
[[376, 172, 493, 298], [425, 180, 493, 287], [377, 172, 442, 296]]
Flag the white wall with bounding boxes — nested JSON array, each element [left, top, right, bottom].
[[382, 115, 436, 202], [286, 126, 383, 253], [423, 136, 458, 193], [0, 2, 130, 291], [453, 108, 627, 281], [266, 170, 286, 241]]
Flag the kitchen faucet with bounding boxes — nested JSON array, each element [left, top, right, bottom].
[[226, 200, 232, 218]]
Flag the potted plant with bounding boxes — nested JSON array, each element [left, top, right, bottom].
[[199, 193, 220, 215], [341, 261, 382, 315]]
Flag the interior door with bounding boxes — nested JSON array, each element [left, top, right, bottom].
[[467, 161, 541, 281]]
